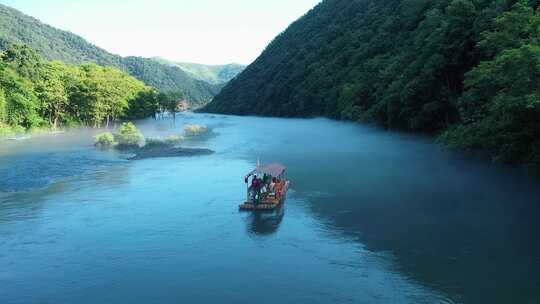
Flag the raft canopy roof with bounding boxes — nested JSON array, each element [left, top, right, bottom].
[[248, 163, 286, 177]]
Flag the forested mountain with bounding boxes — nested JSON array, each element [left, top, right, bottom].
[[0, 4, 219, 104], [121, 57, 221, 107], [153, 58, 245, 85], [206, 0, 540, 164]]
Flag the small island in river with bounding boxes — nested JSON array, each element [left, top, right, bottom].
[[94, 122, 214, 160]]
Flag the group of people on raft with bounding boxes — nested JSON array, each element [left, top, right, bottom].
[[246, 173, 285, 203]]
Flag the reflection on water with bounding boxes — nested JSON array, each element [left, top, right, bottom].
[[245, 205, 285, 236], [0, 113, 539, 304]]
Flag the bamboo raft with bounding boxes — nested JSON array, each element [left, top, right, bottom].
[[239, 201, 281, 211], [239, 181, 289, 211], [239, 163, 289, 211]]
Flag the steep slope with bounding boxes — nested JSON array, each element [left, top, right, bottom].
[[122, 57, 220, 106], [205, 0, 540, 163], [205, 0, 466, 125], [152, 58, 245, 84], [0, 4, 218, 104]]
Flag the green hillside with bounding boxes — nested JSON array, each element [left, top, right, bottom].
[[0, 4, 218, 105], [153, 58, 245, 84], [205, 0, 540, 164]]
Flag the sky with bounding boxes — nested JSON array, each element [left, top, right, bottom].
[[1, 0, 322, 65]]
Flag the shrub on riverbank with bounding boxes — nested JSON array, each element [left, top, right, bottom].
[[93, 123, 144, 150], [92, 122, 207, 156], [166, 135, 184, 144], [114, 122, 144, 150], [94, 132, 115, 149], [184, 124, 208, 137]]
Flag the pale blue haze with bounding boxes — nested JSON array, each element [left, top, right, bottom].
[[0, 0, 322, 64]]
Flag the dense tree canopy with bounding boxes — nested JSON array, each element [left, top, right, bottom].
[[443, 0, 540, 162], [206, 0, 540, 164], [0, 44, 166, 132]]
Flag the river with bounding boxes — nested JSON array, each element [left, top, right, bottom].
[[1, 113, 539, 303]]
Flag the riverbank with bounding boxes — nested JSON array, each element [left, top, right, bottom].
[[0, 124, 27, 139], [0, 125, 67, 141]]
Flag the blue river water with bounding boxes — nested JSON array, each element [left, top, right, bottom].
[[0, 113, 539, 303]]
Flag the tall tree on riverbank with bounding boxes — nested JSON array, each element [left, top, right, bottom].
[[159, 91, 185, 123], [0, 60, 41, 128], [74, 64, 149, 127], [35, 61, 69, 129]]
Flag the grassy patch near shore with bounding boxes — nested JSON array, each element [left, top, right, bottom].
[[0, 124, 25, 138], [0, 124, 62, 140]]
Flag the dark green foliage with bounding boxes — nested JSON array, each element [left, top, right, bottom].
[[1, 44, 45, 82], [206, 0, 480, 129], [124, 90, 161, 120], [206, 0, 540, 164], [0, 4, 218, 105], [443, 0, 540, 163], [158, 91, 184, 114]]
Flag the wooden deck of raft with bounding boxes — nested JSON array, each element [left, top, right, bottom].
[[239, 181, 289, 211], [239, 197, 282, 211]]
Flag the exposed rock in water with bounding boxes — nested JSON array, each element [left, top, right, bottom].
[[128, 147, 214, 160]]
